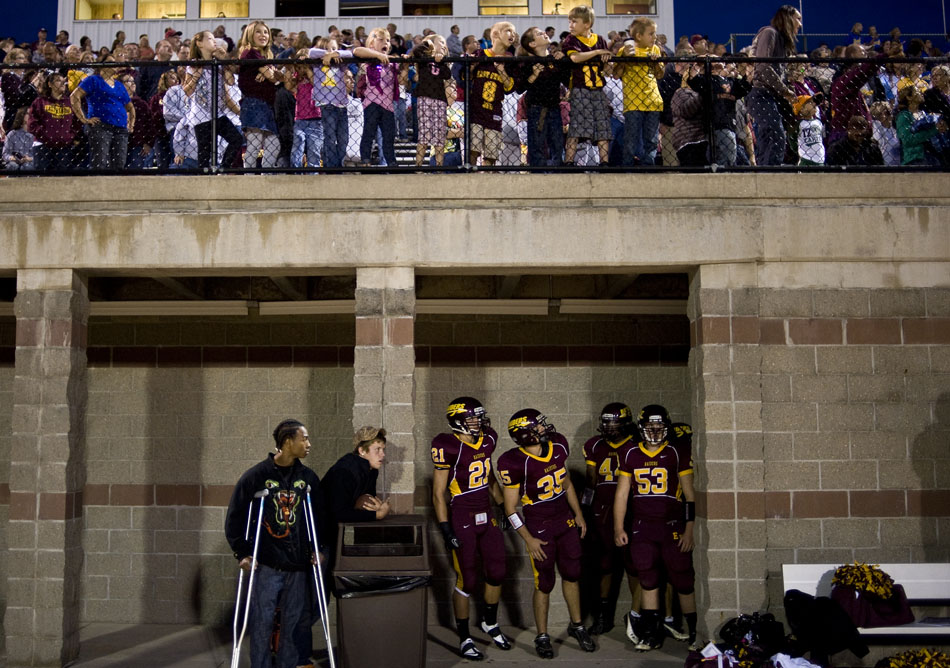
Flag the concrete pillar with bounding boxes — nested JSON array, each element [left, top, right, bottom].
[[6, 269, 88, 667], [687, 263, 766, 639], [353, 267, 416, 514]]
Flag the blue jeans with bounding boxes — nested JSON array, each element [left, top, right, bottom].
[[126, 144, 153, 169], [360, 102, 396, 166], [622, 110, 660, 166], [525, 105, 564, 167], [248, 565, 309, 668], [712, 128, 737, 166], [321, 105, 348, 168], [747, 87, 787, 166], [88, 122, 129, 170], [394, 97, 408, 139], [292, 118, 324, 168]]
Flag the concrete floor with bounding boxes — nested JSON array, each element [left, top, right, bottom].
[[69, 621, 694, 667]]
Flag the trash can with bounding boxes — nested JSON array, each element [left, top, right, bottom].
[[333, 515, 430, 668]]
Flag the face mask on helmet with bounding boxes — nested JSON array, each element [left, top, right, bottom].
[[447, 398, 490, 436], [508, 410, 555, 448], [641, 418, 668, 446]]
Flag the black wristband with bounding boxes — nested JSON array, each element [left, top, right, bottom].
[[684, 501, 696, 522]]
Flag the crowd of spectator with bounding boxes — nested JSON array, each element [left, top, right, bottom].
[[1, 7, 948, 172]]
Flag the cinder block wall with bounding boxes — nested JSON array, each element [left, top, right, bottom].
[[0, 358, 12, 658], [692, 283, 950, 644], [80, 315, 355, 625], [412, 314, 692, 627]]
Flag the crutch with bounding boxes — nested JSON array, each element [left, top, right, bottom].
[[231, 488, 269, 668], [303, 485, 336, 668]]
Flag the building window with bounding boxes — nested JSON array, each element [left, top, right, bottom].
[[339, 0, 389, 16], [541, 0, 586, 15], [201, 0, 249, 18], [275, 0, 325, 16], [75, 0, 124, 20], [605, 0, 655, 14], [403, 0, 452, 14], [478, 0, 528, 16], [136, 0, 187, 19]]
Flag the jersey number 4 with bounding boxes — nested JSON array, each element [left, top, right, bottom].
[[632, 467, 669, 495], [598, 456, 618, 483]]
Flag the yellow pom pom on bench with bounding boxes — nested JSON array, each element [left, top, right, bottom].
[[878, 648, 950, 668], [832, 561, 895, 599]]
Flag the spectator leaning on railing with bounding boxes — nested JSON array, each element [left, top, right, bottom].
[[746, 4, 802, 166]]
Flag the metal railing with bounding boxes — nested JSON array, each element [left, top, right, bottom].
[[2, 52, 948, 175]]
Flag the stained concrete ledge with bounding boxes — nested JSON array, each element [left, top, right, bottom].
[[0, 174, 947, 281]]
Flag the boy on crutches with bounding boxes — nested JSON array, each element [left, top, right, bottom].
[[225, 419, 327, 668]]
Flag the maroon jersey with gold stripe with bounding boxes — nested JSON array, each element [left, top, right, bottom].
[[561, 33, 608, 89], [497, 432, 572, 519], [583, 434, 633, 509], [617, 440, 693, 522], [431, 427, 498, 511]]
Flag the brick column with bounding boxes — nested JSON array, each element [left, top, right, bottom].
[[353, 267, 416, 514], [6, 269, 88, 667], [687, 264, 766, 638]]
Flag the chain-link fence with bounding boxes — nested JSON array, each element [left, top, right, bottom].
[[1, 53, 948, 174]]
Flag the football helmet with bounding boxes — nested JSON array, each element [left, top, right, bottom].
[[446, 397, 490, 435], [598, 402, 634, 440], [507, 408, 555, 447], [638, 404, 672, 446]]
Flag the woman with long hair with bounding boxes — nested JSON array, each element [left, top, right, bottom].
[[745, 4, 802, 165], [29, 71, 82, 170], [237, 20, 285, 168], [184, 30, 244, 169]]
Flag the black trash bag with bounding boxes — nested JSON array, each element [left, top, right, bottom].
[[334, 574, 431, 599], [784, 588, 869, 660], [719, 612, 788, 664]]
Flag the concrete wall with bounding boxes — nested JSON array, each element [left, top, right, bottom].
[[0, 359, 12, 660], [79, 315, 355, 625], [688, 266, 950, 648], [0, 173, 948, 661]]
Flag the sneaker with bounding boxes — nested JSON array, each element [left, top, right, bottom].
[[568, 622, 596, 652], [480, 621, 512, 650], [633, 633, 664, 651], [588, 612, 613, 635], [687, 633, 704, 651], [534, 633, 554, 659], [663, 619, 689, 641], [459, 638, 484, 661], [625, 612, 641, 644]]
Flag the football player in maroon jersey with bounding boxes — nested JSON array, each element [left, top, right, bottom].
[[582, 402, 640, 635], [498, 409, 596, 659], [432, 397, 511, 661], [613, 404, 700, 650]]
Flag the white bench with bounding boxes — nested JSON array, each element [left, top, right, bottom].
[[782, 563, 950, 638]]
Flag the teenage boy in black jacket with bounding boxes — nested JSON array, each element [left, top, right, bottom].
[[225, 418, 323, 668]]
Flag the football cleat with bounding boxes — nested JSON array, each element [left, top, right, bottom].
[[587, 612, 614, 635], [534, 633, 554, 659], [634, 635, 664, 651], [687, 633, 704, 651], [459, 637, 484, 661], [625, 611, 641, 644], [480, 621, 512, 650], [663, 618, 689, 641], [568, 622, 596, 652]]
